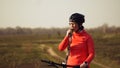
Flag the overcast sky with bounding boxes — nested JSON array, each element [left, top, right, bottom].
[[0, 0, 120, 28]]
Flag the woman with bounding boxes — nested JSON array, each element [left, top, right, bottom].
[[58, 13, 95, 68]]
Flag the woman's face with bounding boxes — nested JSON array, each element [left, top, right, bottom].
[[69, 22, 79, 32]]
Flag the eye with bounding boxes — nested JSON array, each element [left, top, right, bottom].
[[69, 22, 76, 25], [69, 23, 71, 25]]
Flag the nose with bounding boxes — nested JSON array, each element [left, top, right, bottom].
[[69, 24, 74, 29], [70, 24, 73, 27]]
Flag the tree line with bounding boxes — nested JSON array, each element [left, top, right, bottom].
[[0, 24, 120, 36]]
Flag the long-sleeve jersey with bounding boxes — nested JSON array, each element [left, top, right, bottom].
[[58, 30, 95, 67]]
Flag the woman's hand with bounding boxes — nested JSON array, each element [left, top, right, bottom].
[[80, 62, 88, 68], [66, 29, 73, 36]]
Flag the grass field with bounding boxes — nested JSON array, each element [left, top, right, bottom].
[[0, 32, 120, 68]]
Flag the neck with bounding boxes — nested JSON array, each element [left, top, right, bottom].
[[75, 29, 83, 33]]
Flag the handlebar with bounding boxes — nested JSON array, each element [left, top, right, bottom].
[[41, 59, 80, 68]]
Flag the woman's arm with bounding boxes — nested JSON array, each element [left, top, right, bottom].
[[58, 29, 73, 51], [58, 36, 69, 51], [85, 36, 95, 64]]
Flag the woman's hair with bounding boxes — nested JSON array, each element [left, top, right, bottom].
[[69, 13, 85, 30]]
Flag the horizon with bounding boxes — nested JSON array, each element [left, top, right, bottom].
[[0, 23, 119, 29]]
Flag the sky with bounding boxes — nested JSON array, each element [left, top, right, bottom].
[[0, 0, 120, 28]]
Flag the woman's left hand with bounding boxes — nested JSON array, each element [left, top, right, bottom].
[[80, 62, 88, 68]]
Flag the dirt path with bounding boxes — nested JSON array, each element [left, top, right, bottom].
[[92, 61, 111, 68], [47, 47, 64, 60]]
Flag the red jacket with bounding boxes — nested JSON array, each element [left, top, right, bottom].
[[58, 30, 95, 67]]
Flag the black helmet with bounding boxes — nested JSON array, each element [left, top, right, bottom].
[[69, 13, 85, 25]]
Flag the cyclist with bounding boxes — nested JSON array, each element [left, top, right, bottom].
[[58, 13, 95, 68]]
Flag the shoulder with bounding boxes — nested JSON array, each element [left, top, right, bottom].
[[83, 30, 93, 39]]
